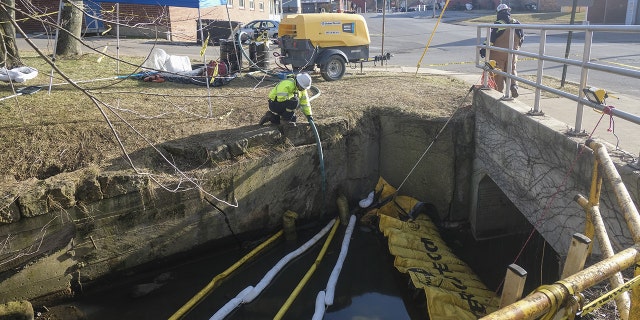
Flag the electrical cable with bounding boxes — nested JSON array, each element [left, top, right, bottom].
[[203, 197, 240, 246]]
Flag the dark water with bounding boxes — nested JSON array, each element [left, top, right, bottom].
[[48, 217, 557, 320], [55, 221, 421, 320]]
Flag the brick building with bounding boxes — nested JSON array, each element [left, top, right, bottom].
[[15, 0, 279, 42]]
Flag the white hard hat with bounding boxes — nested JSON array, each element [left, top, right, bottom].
[[496, 3, 510, 12], [295, 73, 312, 90]]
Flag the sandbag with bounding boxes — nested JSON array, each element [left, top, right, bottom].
[[371, 180, 500, 319], [408, 269, 494, 298], [142, 48, 192, 73], [0, 67, 38, 83], [425, 286, 499, 319]]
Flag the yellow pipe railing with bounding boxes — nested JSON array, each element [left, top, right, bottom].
[[169, 230, 283, 320], [482, 246, 640, 319], [575, 195, 630, 319], [482, 140, 640, 319]]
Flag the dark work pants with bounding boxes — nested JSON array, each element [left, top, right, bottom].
[[268, 98, 298, 123]]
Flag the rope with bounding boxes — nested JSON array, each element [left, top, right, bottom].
[[602, 105, 623, 149], [396, 84, 474, 193], [603, 105, 615, 132]]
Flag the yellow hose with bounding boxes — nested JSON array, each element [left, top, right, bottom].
[[273, 219, 340, 320], [415, 0, 451, 75], [169, 230, 283, 320]]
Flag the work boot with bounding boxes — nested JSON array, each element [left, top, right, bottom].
[[282, 119, 296, 127], [259, 111, 272, 125], [510, 84, 519, 98]]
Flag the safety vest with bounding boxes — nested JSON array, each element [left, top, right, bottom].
[[268, 78, 312, 116]]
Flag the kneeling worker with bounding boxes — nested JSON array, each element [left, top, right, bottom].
[[259, 73, 313, 125]]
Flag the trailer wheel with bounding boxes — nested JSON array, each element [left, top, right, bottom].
[[321, 55, 346, 81]]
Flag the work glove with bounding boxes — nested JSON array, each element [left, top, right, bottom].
[[479, 48, 486, 58]]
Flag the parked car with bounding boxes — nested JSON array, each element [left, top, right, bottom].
[[235, 20, 279, 42]]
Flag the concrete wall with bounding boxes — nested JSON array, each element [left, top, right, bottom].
[[11, 87, 635, 304], [0, 121, 348, 304], [471, 89, 640, 256], [0, 111, 473, 304]]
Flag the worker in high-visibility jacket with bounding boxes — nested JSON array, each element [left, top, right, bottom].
[[259, 73, 313, 125], [479, 4, 524, 98]]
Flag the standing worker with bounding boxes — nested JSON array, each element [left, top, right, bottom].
[[480, 4, 524, 98], [259, 73, 314, 125]]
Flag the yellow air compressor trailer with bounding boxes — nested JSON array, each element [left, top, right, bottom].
[[278, 13, 389, 81]]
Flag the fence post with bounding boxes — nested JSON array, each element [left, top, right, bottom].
[[500, 264, 528, 308], [561, 233, 591, 279]]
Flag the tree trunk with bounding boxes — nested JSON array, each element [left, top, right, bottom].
[[56, 0, 83, 56], [0, 0, 23, 68]]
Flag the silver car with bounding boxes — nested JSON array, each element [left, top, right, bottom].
[[236, 20, 279, 42]]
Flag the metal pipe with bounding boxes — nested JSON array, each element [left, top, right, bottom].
[[589, 141, 640, 243], [504, 23, 514, 99], [477, 24, 640, 32], [532, 29, 546, 113], [481, 246, 640, 319], [169, 230, 283, 320], [573, 30, 593, 133], [575, 195, 630, 319]]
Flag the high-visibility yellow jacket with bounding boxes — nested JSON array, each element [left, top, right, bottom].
[[268, 78, 312, 116]]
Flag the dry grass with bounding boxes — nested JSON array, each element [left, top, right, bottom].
[[0, 51, 470, 184], [519, 74, 581, 97]]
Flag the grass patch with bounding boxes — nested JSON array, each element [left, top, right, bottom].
[[1, 52, 471, 181], [465, 12, 587, 24], [519, 74, 580, 98]]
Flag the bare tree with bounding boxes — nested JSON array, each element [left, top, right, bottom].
[[56, 0, 83, 56], [0, 0, 23, 68]]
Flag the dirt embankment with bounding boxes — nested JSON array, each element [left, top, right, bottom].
[[0, 71, 470, 191]]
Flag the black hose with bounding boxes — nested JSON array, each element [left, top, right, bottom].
[[307, 117, 327, 217]]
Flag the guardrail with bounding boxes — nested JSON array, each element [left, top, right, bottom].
[[475, 24, 640, 163]]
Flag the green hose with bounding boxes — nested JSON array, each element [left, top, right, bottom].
[[307, 117, 326, 216]]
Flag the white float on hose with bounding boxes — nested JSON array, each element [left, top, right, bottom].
[[312, 214, 357, 319], [209, 219, 337, 320], [312, 291, 326, 320]]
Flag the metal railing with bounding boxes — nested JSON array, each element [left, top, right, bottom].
[[474, 24, 640, 139]]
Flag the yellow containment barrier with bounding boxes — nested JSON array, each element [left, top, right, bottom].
[[372, 177, 500, 319]]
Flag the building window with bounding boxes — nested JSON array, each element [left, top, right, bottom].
[[249, 0, 254, 9], [259, 1, 264, 10], [239, 0, 245, 8], [227, 0, 233, 6]]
